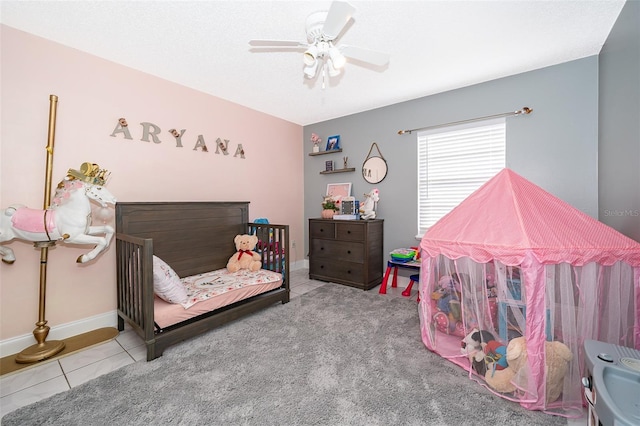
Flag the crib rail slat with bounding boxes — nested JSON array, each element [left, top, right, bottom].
[[249, 222, 290, 293], [115, 233, 155, 347]]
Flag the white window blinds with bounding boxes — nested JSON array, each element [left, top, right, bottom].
[[417, 118, 505, 235]]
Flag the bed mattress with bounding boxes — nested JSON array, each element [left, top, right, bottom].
[[153, 268, 283, 329]]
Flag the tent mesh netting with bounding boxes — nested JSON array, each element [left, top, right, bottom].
[[418, 169, 640, 418]]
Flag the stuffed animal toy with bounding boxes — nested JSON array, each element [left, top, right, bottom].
[[484, 363, 517, 394], [459, 329, 517, 394], [359, 188, 379, 220], [461, 329, 495, 376], [484, 340, 508, 371], [505, 337, 573, 403], [227, 234, 262, 272], [432, 275, 463, 335]]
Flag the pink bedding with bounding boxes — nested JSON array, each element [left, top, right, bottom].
[[154, 268, 283, 329]]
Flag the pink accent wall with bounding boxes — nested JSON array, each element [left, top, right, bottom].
[[0, 25, 304, 342]]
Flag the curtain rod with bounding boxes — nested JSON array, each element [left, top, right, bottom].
[[397, 106, 533, 135]]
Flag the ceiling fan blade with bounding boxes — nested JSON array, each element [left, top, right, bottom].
[[249, 40, 307, 47], [322, 1, 356, 40], [341, 45, 390, 67]]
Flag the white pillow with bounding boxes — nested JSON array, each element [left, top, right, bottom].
[[152, 255, 188, 304]]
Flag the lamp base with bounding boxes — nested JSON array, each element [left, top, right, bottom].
[[15, 340, 65, 364]]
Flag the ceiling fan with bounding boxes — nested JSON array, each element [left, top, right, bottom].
[[249, 1, 390, 87]]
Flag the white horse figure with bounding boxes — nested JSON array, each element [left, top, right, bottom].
[[0, 176, 117, 264], [359, 188, 380, 220]]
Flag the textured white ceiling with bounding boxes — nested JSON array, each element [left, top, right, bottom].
[[0, 1, 625, 125]]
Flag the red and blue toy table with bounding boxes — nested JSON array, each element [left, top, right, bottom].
[[379, 258, 421, 297]]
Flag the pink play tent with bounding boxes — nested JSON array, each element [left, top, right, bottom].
[[418, 168, 640, 418]]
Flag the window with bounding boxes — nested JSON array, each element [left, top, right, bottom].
[[417, 118, 505, 236]]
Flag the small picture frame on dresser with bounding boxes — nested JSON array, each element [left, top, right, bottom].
[[326, 182, 352, 198]]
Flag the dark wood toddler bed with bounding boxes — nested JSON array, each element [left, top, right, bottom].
[[115, 201, 289, 361]]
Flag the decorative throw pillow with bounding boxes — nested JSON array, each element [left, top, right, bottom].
[[152, 255, 188, 304]]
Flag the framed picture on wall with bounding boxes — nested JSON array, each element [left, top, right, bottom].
[[326, 135, 341, 151], [326, 182, 352, 199]]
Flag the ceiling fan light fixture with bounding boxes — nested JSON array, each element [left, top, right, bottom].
[[303, 45, 318, 66], [249, 1, 390, 87], [327, 59, 341, 77], [328, 46, 346, 69], [304, 61, 319, 79]]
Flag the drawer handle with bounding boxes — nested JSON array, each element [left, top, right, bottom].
[[347, 230, 351, 234], [347, 270, 351, 274], [347, 250, 351, 254], [320, 247, 324, 251]]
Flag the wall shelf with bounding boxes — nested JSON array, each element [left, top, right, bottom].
[[320, 168, 355, 175], [309, 149, 342, 156]]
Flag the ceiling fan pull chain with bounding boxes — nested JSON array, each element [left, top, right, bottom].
[[322, 63, 327, 90]]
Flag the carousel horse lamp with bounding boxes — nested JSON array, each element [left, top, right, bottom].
[[0, 163, 116, 264], [0, 160, 115, 363], [2, 95, 118, 364]]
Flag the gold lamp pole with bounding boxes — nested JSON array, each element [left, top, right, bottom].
[[15, 95, 66, 363]]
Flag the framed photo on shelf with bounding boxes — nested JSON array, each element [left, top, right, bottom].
[[326, 182, 352, 199], [325, 160, 333, 171], [326, 135, 341, 151]]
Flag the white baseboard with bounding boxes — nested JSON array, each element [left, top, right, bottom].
[[290, 260, 306, 271], [0, 311, 118, 358], [0, 261, 362, 357]]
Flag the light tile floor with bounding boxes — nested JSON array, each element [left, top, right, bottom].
[[0, 268, 585, 424], [0, 268, 326, 419]]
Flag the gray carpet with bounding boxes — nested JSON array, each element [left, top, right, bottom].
[[2, 284, 567, 425]]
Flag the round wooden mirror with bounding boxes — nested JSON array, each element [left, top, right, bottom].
[[362, 156, 388, 184]]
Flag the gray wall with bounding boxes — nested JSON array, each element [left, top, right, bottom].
[[304, 57, 599, 261], [599, 0, 640, 242]]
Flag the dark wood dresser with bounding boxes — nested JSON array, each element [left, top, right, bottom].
[[308, 218, 384, 290]]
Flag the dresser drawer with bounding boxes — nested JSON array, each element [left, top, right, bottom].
[[310, 221, 335, 239], [310, 239, 364, 263], [309, 259, 364, 284], [336, 222, 365, 241]]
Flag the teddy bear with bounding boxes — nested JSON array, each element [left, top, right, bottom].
[[505, 336, 573, 403], [484, 362, 517, 394], [226, 234, 262, 272], [484, 346, 514, 395]]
